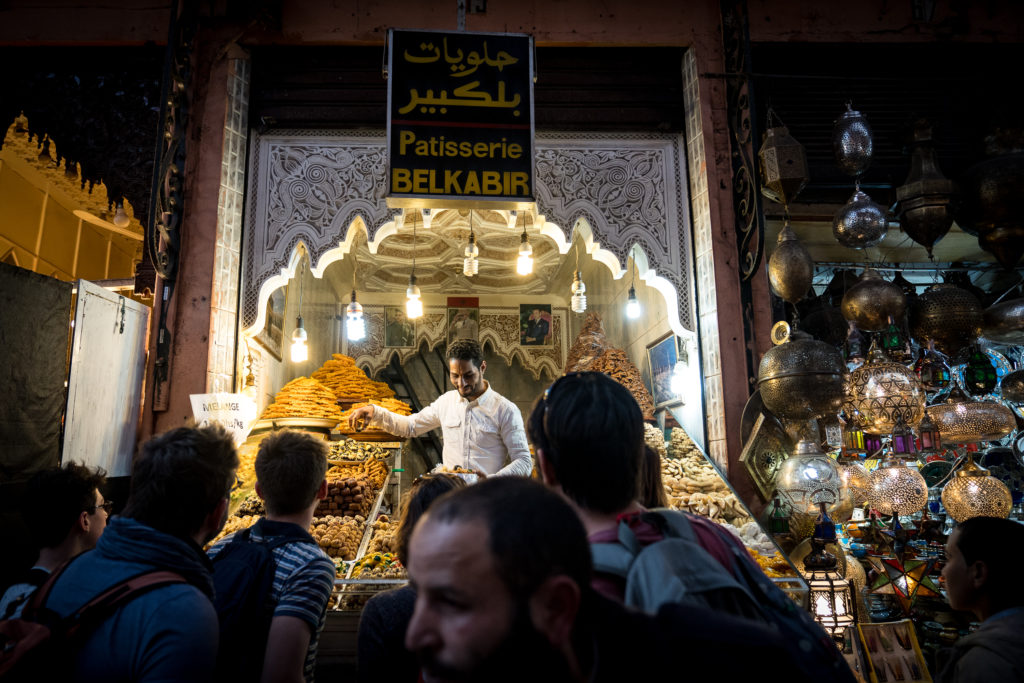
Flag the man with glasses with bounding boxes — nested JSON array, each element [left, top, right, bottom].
[[0, 462, 109, 618], [32, 424, 239, 681], [348, 338, 532, 477]]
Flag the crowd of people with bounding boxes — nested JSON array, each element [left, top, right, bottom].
[[2, 340, 1023, 682]]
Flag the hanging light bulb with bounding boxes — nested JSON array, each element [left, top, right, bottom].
[[112, 202, 130, 228], [507, 210, 518, 231], [290, 316, 308, 362], [516, 230, 534, 276], [463, 212, 479, 276], [346, 289, 365, 341], [406, 215, 423, 319], [570, 270, 587, 313], [626, 250, 641, 319], [626, 286, 641, 319], [406, 274, 423, 319], [290, 261, 308, 363], [463, 232, 479, 276]]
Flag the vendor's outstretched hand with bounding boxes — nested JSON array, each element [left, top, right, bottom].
[[348, 405, 375, 431]]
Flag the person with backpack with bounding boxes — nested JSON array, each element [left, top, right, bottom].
[[0, 424, 239, 681], [527, 372, 856, 683], [402, 476, 812, 682], [0, 462, 109, 619], [207, 429, 335, 683]]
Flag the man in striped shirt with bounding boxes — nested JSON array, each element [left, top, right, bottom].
[[209, 430, 336, 683]]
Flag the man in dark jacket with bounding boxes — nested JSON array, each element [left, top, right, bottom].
[[41, 424, 238, 682], [938, 516, 1024, 683], [403, 477, 813, 683]]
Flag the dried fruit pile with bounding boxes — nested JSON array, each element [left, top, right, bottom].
[[310, 515, 365, 560], [328, 439, 390, 463], [565, 313, 654, 419], [261, 376, 343, 422], [312, 354, 395, 403], [367, 515, 400, 555], [317, 476, 374, 518]]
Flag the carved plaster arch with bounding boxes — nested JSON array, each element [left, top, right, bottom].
[[242, 130, 694, 336]]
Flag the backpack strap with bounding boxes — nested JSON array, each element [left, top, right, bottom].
[[645, 509, 700, 544], [21, 552, 87, 616], [590, 514, 651, 578], [62, 570, 186, 640]]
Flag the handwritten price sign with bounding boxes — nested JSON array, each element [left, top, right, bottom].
[[190, 393, 258, 446], [387, 29, 534, 209]]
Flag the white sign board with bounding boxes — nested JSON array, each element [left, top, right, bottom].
[[189, 393, 258, 446]]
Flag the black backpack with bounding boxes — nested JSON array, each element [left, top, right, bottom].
[[0, 558, 184, 682], [211, 523, 319, 682]]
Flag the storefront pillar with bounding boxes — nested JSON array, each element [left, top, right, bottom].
[[141, 35, 249, 439]]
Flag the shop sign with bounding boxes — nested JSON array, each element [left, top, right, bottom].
[[387, 28, 535, 209]]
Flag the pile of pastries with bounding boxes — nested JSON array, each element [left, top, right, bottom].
[[260, 377, 343, 422], [312, 354, 395, 403]]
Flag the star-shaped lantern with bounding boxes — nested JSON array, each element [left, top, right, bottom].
[[867, 556, 942, 615]]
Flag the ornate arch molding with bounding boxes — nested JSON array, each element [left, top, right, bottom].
[[241, 130, 694, 333], [343, 307, 567, 382]]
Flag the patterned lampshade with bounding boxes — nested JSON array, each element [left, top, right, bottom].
[[846, 342, 926, 435], [868, 459, 928, 516], [940, 455, 1013, 522]]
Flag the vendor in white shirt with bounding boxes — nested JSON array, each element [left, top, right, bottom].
[[347, 339, 533, 477]]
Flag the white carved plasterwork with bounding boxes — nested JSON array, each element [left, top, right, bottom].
[[533, 135, 691, 330], [344, 307, 567, 382], [241, 130, 693, 332]]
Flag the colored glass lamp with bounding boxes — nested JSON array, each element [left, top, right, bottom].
[[804, 503, 857, 643], [914, 342, 951, 393], [889, 414, 918, 458], [916, 414, 941, 453], [843, 413, 867, 456], [963, 345, 998, 397]]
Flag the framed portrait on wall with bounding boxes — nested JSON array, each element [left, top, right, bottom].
[[447, 307, 480, 346], [519, 304, 553, 346], [253, 287, 284, 361], [646, 332, 680, 410], [384, 306, 416, 348]]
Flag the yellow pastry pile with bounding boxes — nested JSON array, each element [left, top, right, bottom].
[[261, 377, 344, 422], [312, 354, 395, 403]]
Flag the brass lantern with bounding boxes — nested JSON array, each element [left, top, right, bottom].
[[940, 455, 1013, 522], [803, 504, 856, 643], [983, 298, 1024, 346], [846, 342, 926, 435], [926, 386, 1017, 444], [868, 458, 928, 517], [833, 103, 874, 178], [1000, 368, 1024, 405], [841, 269, 907, 332], [833, 187, 888, 250], [759, 122, 809, 206], [775, 439, 842, 515], [839, 459, 872, 507], [768, 222, 814, 305], [896, 120, 959, 258], [757, 330, 846, 421], [909, 284, 983, 358]]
